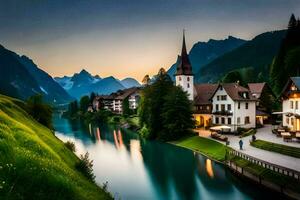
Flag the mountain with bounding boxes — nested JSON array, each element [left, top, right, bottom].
[[120, 78, 141, 88], [17, 55, 73, 104], [167, 36, 246, 80], [55, 70, 140, 99], [0, 44, 72, 104], [196, 30, 286, 83]]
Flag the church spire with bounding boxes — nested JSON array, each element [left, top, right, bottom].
[[176, 30, 193, 76]]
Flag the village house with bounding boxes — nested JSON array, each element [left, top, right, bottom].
[[248, 82, 276, 125], [280, 77, 300, 131], [175, 32, 257, 131], [210, 83, 256, 131], [92, 87, 140, 114]]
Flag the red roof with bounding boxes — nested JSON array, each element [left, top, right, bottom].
[[248, 83, 266, 98], [194, 84, 218, 105], [221, 83, 256, 101]]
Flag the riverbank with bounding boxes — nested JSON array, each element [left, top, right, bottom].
[[0, 95, 112, 200], [172, 135, 300, 200]]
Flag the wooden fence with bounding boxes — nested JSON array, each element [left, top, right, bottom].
[[228, 149, 300, 181]]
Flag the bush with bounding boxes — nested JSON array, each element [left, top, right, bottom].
[[64, 141, 76, 152], [76, 152, 95, 182], [139, 125, 150, 138], [239, 129, 256, 138]]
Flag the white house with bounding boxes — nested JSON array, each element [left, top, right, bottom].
[[280, 77, 300, 131], [93, 87, 140, 114], [175, 32, 257, 131], [211, 83, 257, 131]]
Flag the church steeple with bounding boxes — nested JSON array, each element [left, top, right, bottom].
[[175, 30, 194, 101], [176, 30, 193, 76]]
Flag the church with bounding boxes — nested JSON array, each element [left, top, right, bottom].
[[175, 32, 257, 131]]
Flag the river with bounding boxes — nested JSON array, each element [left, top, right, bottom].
[[53, 115, 281, 200]]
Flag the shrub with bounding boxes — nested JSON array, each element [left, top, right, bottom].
[[64, 141, 76, 152], [76, 152, 95, 182], [139, 125, 150, 138]]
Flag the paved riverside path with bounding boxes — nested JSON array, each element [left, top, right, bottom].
[[227, 125, 300, 172], [196, 125, 300, 172]]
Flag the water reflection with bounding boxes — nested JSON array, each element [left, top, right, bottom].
[[206, 159, 214, 178], [53, 114, 283, 200]]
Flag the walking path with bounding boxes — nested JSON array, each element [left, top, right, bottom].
[[196, 125, 300, 172]]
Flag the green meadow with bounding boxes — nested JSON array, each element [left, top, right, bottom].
[[0, 95, 112, 200]]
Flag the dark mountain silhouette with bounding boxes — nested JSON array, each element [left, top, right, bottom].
[[0, 44, 72, 104], [196, 30, 286, 83], [167, 36, 246, 80]]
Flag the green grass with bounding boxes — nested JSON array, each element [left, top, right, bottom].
[[172, 136, 227, 161], [231, 156, 300, 191], [0, 95, 112, 200], [251, 139, 300, 158], [239, 129, 256, 138]]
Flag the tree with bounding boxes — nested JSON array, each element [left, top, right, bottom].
[[67, 100, 79, 117], [26, 94, 53, 129], [142, 74, 151, 85], [122, 97, 131, 116], [79, 95, 90, 112], [288, 14, 297, 30], [138, 68, 194, 141], [90, 92, 96, 104], [160, 86, 194, 141]]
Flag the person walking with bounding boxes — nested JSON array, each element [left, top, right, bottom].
[[239, 139, 243, 150]]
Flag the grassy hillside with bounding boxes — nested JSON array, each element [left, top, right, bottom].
[[0, 95, 112, 199]]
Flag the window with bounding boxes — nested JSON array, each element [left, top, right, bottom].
[[238, 102, 240, 109], [187, 83, 190, 88], [206, 106, 210, 110], [220, 86, 223, 90], [217, 96, 220, 101], [216, 104, 219, 111], [296, 101, 298, 110], [227, 104, 231, 111], [221, 117, 225, 124], [221, 95, 227, 100], [179, 77, 182, 81], [245, 103, 249, 109], [221, 104, 225, 111], [291, 101, 294, 109], [228, 118, 232, 125], [291, 118, 294, 126], [237, 117, 241, 124], [187, 77, 190, 81], [245, 116, 250, 124], [216, 117, 219, 124], [199, 106, 203, 110], [286, 117, 289, 125]]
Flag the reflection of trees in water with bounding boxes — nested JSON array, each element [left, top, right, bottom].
[[141, 140, 198, 200]]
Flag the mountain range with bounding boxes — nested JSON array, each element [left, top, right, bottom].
[[167, 36, 247, 80], [0, 45, 73, 104], [196, 30, 286, 83], [54, 70, 141, 99]]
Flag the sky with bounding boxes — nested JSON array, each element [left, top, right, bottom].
[[0, 0, 299, 81]]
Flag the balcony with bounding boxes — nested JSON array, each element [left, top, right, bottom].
[[212, 110, 233, 116]]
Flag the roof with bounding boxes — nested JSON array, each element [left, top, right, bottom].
[[280, 77, 300, 99], [248, 83, 266, 98], [291, 77, 300, 88], [220, 83, 256, 101], [256, 109, 269, 116], [175, 31, 193, 76], [194, 84, 218, 105], [114, 87, 140, 100]]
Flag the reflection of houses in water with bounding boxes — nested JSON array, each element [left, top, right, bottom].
[[130, 139, 143, 161], [96, 127, 101, 141], [205, 159, 214, 178], [194, 153, 234, 192], [113, 129, 125, 149]]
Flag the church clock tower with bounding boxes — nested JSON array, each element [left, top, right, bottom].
[[175, 31, 194, 100]]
